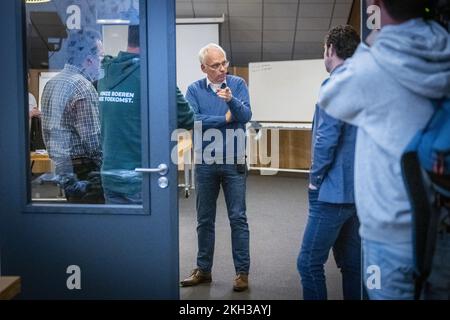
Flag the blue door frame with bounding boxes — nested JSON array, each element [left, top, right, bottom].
[[0, 0, 179, 299]]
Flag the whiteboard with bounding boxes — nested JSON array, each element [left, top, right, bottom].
[[249, 59, 328, 122]]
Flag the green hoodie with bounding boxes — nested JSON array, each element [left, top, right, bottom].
[[98, 51, 194, 196]]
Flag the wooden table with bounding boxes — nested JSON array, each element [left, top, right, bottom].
[[0, 276, 21, 300], [31, 152, 52, 174]]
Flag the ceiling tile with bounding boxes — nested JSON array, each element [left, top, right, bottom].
[[264, 18, 296, 30], [229, 16, 262, 30], [263, 42, 293, 54], [175, 0, 357, 67], [221, 42, 232, 54], [193, 3, 228, 17], [232, 41, 262, 53], [300, 0, 334, 3], [263, 4, 298, 18], [231, 52, 262, 65], [265, 0, 298, 3], [263, 30, 295, 42], [295, 29, 328, 42], [176, 2, 194, 17], [299, 3, 333, 17], [221, 23, 230, 42], [297, 17, 330, 30], [221, 37, 231, 48], [228, 0, 262, 3], [330, 17, 348, 28], [230, 29, 261, 42], [193, 0, 227, 3], [229, 3, 262, 17], [294, 41, 324, 54], [333, 3, 352, 18]]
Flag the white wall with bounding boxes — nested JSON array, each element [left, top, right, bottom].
[[102, 25, 129, 57], [175, 24, 219, 94]]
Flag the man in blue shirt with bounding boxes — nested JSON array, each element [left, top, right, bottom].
[[181, 43, 252, 292], [297, 25, 362, 300]]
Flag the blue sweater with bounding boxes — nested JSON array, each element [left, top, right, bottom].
[[186, 75, 252, 164]]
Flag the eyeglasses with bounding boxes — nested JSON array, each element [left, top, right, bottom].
[[205, 60, 230, 70]]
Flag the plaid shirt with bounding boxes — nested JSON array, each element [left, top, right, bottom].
[[41, 64, 102, 172]]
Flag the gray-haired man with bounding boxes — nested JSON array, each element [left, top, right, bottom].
[[180, 43, 252, 291]]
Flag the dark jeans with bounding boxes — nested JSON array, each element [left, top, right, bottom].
[[297, 188, 362, 300], [195, 163, 250, 274], [64, 157, 105, 204]]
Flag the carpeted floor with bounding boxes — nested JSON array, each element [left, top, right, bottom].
[[179, 173, 344, 300]]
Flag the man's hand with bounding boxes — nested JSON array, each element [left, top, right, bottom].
[[29, 107, 41, 119], [225, 110, 233, 123], [217, 87, 233, 102]]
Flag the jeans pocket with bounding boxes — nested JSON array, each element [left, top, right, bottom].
[[236, 163, 247, 175]]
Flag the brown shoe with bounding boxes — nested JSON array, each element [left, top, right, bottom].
[[233, 273, 249, 292], [180, 268, 212, 287]]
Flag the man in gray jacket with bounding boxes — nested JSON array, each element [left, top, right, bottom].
[[318, 0, 450, 299]]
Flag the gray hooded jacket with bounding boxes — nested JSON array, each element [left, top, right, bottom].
[[318, 19, 450, 243]]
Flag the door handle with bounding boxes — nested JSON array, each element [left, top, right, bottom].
[[135, 163, 168, 176]]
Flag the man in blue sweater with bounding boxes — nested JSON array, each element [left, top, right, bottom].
[[298, 25, 362, 300], [181, 43, 252, 291]]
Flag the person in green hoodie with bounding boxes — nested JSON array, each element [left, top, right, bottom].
[[98, 25, 194, 204]]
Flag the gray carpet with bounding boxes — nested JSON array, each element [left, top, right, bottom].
[[179, 173, 343, 300]]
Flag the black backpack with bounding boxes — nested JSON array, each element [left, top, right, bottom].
[[401, 97, 450, 299]]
